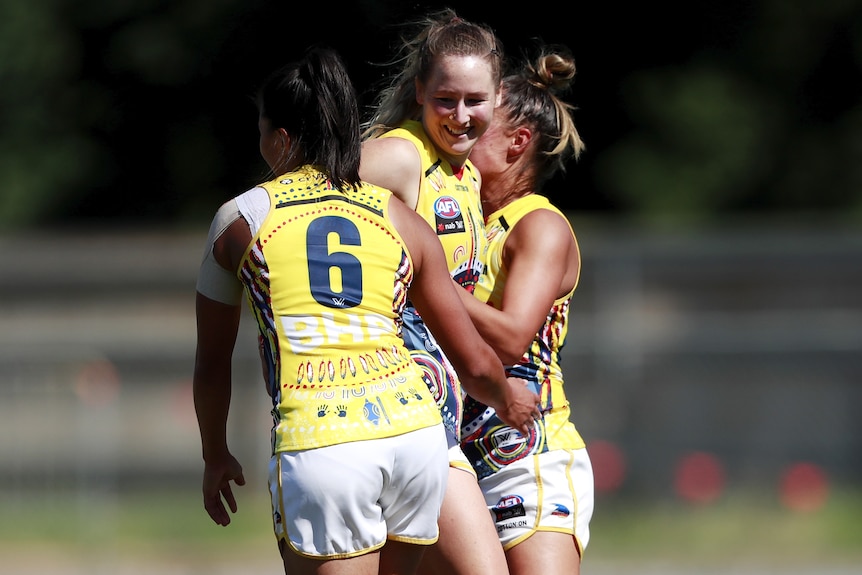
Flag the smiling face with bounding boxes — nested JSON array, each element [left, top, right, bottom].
[[416, 54, 500, 169]]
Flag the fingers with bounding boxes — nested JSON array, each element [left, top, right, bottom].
[[201, 462, 245, 526], [222, 483, 238, 514], [495, 378, 542, 435], [519, 411, 541, 436], [510, 413, 540, 436], [204, 482, 239, 526], [224, 467, 246, 512], [204, 492, 230, 526], [515, 399, 542, 435]]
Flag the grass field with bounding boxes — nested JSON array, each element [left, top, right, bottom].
[[2, 487, 861, 574]]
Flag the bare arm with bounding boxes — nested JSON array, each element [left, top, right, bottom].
[[193, 293, 246, 526], [360, 137, 423, 210], [456, 209, 580, 364], [388, 196, 540, 434], [192, 217, 252, 526]]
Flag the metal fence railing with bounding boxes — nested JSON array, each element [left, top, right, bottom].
[[1, 224, 860, 497]]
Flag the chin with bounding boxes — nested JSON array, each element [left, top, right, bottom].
[[450, 140, 476, 156]]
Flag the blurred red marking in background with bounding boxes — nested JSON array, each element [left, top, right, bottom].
[[780, 461, 829, 513], [674, 451, 726, 505], [589, 439, 627, 493]]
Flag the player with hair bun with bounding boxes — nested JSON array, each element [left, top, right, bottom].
[[458, 44, 595, 575]]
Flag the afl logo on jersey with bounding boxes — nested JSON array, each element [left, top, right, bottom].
[[497, 495, 524, 509], [434, 196, 461, 219], [434, 195, 466, 235]]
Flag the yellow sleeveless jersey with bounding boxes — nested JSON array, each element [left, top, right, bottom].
[[462, 195, 585, 480], [377, 121, 487, 440], [380, 120, 486, 291], [238, 166, 442, 452]]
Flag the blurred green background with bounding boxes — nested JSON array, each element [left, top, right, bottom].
[[1, 0, 860, 228], [1, 0, 861, 573]]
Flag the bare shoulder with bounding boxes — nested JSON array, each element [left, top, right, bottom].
[[361, 137, 421, 173], [512, 206, 574, 246], [360, 137, 422, 208], [505, 208, 577, 256]]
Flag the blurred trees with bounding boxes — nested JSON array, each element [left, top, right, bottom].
[[596, 1, 862, 224], [0, 0, 860, 230], [0, 0, 247, 229]]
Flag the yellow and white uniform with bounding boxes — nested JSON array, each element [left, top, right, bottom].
[[242, 166, 443, 451], [460, 194, 593, 553], [200, 165, 447, 557]]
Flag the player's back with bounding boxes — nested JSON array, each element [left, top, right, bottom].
[[240, 166, 441, 451]]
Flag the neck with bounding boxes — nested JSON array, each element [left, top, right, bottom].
[[480, 168, 534, 216], [441, 152, 468, 173]]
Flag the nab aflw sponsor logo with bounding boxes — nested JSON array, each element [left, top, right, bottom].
[[493, 494, 526, 522], [434, 196, 461, 218], [434, 195, 466, 235]]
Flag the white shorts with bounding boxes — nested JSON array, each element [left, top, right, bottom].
[[270, 424, 448, 559], [448, 440, 477, 477], [480, 447, 594, 552]]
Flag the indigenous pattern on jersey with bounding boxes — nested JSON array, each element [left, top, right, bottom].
[[379, 121, 486, 440], [461, 195, 586, 480], [238, 166, 442, 453]]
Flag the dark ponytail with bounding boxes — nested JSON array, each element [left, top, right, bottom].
[[257, 46, 361, 191]]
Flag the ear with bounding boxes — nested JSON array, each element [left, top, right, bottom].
[[277, 128, 290, 150], [509, 126, 532, 158], [275, 128, 295, 171]]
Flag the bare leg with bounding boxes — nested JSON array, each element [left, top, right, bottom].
[[280, 540, 427, 575], [378, 539, 428, 575], [417, 467, 509, 575], [505, 532, 580, 575], [281, 540, 379, 575]]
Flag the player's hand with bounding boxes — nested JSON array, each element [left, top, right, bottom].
[[496, 377, 542, 436], [201, 451, 246, 526]]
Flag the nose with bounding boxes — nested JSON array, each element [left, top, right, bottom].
[[449, 102, 468, 123]]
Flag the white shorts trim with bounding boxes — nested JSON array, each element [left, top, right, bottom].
[[270, 424, 448, 559], [480, 448, 594, 552]]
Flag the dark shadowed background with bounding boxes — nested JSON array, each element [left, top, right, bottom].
[[1, 0, 860, 228]]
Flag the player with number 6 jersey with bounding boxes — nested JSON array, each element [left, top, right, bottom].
[[241, 166, 444, 452]]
